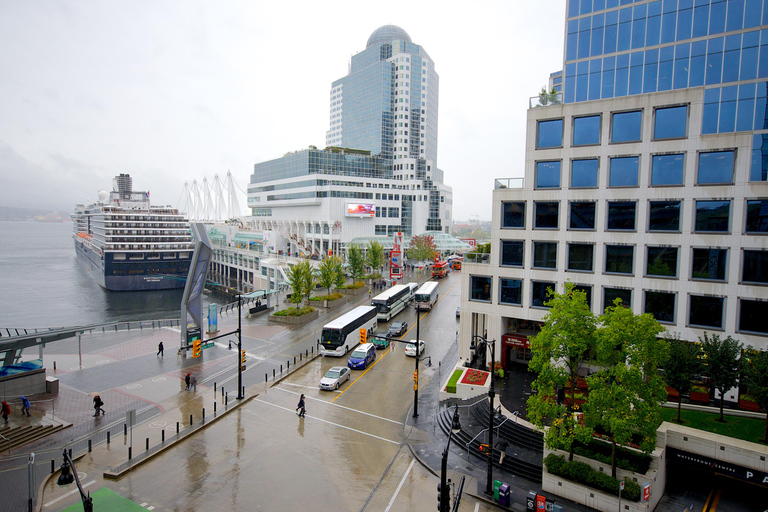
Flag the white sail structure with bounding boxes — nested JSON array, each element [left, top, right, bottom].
[[180, 172, 247, 221]]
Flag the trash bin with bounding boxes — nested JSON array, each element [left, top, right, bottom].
[[493, 479, 503, 501], [499, 483, 511, 507], [46, 376, 59, 394], [526, 491, 537, 511]]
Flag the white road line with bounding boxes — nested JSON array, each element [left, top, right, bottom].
[[274, 386, 400, 425], [44, 480, 96, 507], [384, 458, 415, 512], [253, 398, 399, 445], [474, 501, 480, 512], [163, 327, 180, 333]]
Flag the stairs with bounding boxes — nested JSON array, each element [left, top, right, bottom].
[[0, 417, 71, 453], [471, 399, 545, 452]]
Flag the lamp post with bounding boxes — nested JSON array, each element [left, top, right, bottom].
[[57, 449, 93, 512], [438, 406, 462, 512], [413, 307, 421, 418], [470, 334, 496, 497], [237, 294, 243, 400]]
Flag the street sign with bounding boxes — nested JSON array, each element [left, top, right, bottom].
[[201, 342, 214, 350]]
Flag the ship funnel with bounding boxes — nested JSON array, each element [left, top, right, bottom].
[[114, 173, 133, 199]]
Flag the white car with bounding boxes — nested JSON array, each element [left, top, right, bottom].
[[319, 366, 351, 390], [404, 339, 426, 357]]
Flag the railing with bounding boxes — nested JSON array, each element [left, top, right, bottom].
[[1, 319, 181, 340], [529, 92, 563, 109], [494, 178, 524, 189], [464, 253, 490, 265]]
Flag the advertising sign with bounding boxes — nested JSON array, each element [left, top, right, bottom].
[[390, 232, 402, 280], [461, 238, 477, 248], [536, 494, 546, 510], [346, 203, 375, 217], [642, 483, 651, 502]]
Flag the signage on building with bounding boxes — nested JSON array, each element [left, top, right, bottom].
[[461, 238, 477, 248], [345, 203, 375, 217], [642, 483, 651, 502], [667, 448, 768, 487], [390, 232, 402, 280], [502, 333, 531, 349]]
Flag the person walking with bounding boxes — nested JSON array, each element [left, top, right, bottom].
[[93, 395, 105, 416], [2, 400, 10, 425], [390, 339, 396, 353], [20, 396, 31, 417], [157, 341, 164, 357], [190, 373, 197, 392], [185, 373, 191, 390], [495, 438, 509, 465], [296, 394, 306, 418]]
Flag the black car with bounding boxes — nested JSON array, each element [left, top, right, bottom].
[[387, 321, 408, 337]]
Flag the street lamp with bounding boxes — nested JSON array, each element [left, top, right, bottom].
[[237, 294, 243, 400], [57, 449, 93, 512], [469, 334, 496, 497], [438, 406, 462, 512]]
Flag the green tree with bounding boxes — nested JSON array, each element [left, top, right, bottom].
[[700, 332, 744, 422], [317, 256, 342, 296], [297, 259, 316, 303], [664, 335, 703, 424], [584, 302, 668, 477], [742, 349, 768, 443], [405, 234, 437, 262], [347, 244, 366, 280], [527, 283, 597, 461], [366, 240, 385, 274], [285, 262, 306, 307], [333, 258, 347, 289]]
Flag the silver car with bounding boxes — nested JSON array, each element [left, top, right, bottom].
[[319, 366, 351, 390]]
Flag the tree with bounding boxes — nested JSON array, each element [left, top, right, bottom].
[[297, 259, 316, 303], [365, 240, 385, 274], [527, 283, 597, 461], [285, 263, 306, 308], [742, 349, 768, 443], [347, 244, 366, 280], [583, 302, 668, 477], [333, 259, 346, 289], [700, 333, 744, 422], [317, 256, 342, 296], [405, 234, 437, 262], [663, 335, 703, 424]]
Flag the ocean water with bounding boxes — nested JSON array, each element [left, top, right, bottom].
[[0, 221, 211, 329]]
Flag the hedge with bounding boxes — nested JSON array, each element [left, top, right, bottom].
[[544, 454, 641, 502], [446, 369, 463, 394], [341, 281, 365, 289], [571, 439, 652, 474], [309, 293, 344, 301], [273, 306, 315, 317]]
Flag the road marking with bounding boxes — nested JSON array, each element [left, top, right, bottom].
[[384, 458, 415, 512], [253, 398, 399, 445], [474, 502, 480, 512], [275, 387, 400, 424], [164, 327, 180, 333], [44, 480, 96, 507], [331, 350, 388, 404]]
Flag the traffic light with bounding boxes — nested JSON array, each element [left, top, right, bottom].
[[413, 371, 418, 383], [437, 482, 450, 512], [359, 328, 368, 344], [241, 350, 246, 364], [192, 339, 202, 358]]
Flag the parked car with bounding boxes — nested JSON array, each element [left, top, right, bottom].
[[456, 307, 461, 317], [348, 343, 376, 369], [404, 339, 426, 357], [319, 366, 351, 390], [387, 321, 408, 337]]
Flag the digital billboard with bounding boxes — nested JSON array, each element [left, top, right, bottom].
[[346, 203, 375, 217]]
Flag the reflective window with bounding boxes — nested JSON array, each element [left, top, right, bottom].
[[692, 248, 727, 281], [470, 276, 491, 302], [647, 246, 678, 277], [695, 200, 730, 232], [499, 278, 522, 306], [500, 241, 524, 267], [654, 105, 687, 139], [568, 244, 594, 271], [689, 295, 724, 329], [536, 161, 561, 189], [651, 154, 685, 186], [573, 115, 601, 146], [750, 134, 768, 181], [607, 201, 636, 230], [609, 156, 639, 187], [537, 119, 563, 148], [531, 281, 556, 308], [746, 200, 768, 232], [645, 291, 676, 323], [570, 202, 596, 230], [743, 250, 768, 283], [572, 284, 592, 309], [605, 245, 634, 274], [649, 201, 681, 231], [604, 287, 631, 311], [697, 151, 734, 184], [535, 202, 559, 229], [571, 159, 599, 188], [739, 299, 768, 334], [501, 202, 525, 228], [611, 110, 642, 142], [533, 242, 557, 269]]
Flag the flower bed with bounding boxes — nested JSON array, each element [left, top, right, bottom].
[[544, 454, 641, 502], [460, 369, 489, 386], [446, 370, 463, 394]]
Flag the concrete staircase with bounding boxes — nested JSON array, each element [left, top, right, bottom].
[[0, 416, 71, 453]]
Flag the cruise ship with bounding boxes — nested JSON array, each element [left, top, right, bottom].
[[73, 174, 194, 291]]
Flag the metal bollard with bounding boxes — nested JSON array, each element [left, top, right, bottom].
[[266, 373, 268, 382], [273, 368, 276, 378], [124, 424, 127, 436], [214, 402, 217, 413], [306, 349, 308, 357], [287, 360, 290, 369], [311, 346, 313, 355], [189, 414, 193, 426], [88, 440, 92, 452], [202, 408, 205, 419], [225, 395, 228, 406], [242, 386, 245, 397], [280, 364, 282, 373], [161, 430, 165, 443], [176, 422, 179, 434], [107, 431, 110, 444], [54, 361, 56, 370], [214, 382, 217, 392], [128, 447, 132, 460], [69, 448, 72, 459], [294, 356, 296, 364], [221, 387, 224, 398], [146, 438, 149, 451], [300, 353, 302, 361]]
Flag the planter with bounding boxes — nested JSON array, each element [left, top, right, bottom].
[[689, 391, 710, 404], [268, 309, 319, 325], [739, 400, 760, 412], [439, 364, 491, 401], [665, 386, 680, 402], [339, 285, 366, 297]]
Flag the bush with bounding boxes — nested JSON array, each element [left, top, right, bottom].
[[273, 306, 315, 317], [571, 439, 652, 474], [309, 292, 344, 302], [365, 273, 382, 280], [446, 370, 463, 394], [544, 454, 641, 501], [341, 281, 365, 289]]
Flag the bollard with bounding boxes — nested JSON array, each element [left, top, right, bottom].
[[266, 373, 268, 382], [242, 386, 245, 397], [225, 395, 228, 406], [280, 364, 283, 373], [300, 353, 302, 361], [88, 439, 92, 452], [107, 431, 110, 444], [273, 368, 275, 378], [221, 387, 224, 398], [124, 424, 127, 436], [214, 382, 217, 392], [189, 414, 193, 426], [128, 447, 132, 460], [202, 408, 205, 419], [69, 448, 72, 459], [162, 430, 165, 443], [146, 438, 149, 451], [214, 402, 217, 413], [306, 349, 308, 357], [294, 356, 296, 364], [54, 361, 57, 370], [287, 360, 290, 369], [311, 346, 313, 355], [176, 422, 179, 434]]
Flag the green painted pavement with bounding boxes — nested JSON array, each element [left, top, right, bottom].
[[60, 487, 146, 512]]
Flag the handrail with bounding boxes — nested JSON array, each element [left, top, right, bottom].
[[0, 434, 9, 456]]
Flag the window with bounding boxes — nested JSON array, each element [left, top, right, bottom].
[[570, 202, 596, 229], [607, 201, 636, 230], [568, 244, 594, 271], [654, 105, 688, 139], [502, 202, 525, 228], [606, 245, 634, 274], [571, 159, 599, 188], [750, 134, 768, 182], [689, 295, 724, 329], [695, 200, 730, 232], [611, 110, 642, 142], [647, 247, 678, 277], [649, 201, 681, 231], [742, 250, 768, 283], [536, 161, 561, 188], [697, 151, 735, 184], [470, 276, 491, 302], [609, 156, 639, 187], [739, 300, 768, 334], [604, 287, 631, 311], [745, 200, 768, 233], [651, 154, 684, 186], [531, 281, 556, 308], [533, 242, 557, 269], [573, 115, 601, 145], [537, 119, 563, 148], [645, 291, 676, 323], [572, 284, 592, 309], [499, 278, 523, 305], [500, 241, 524, 267], [535, 202, 559, 229], [692, 248, 727, 280]]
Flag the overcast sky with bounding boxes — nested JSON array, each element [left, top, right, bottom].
[[0, 1, 565, 221]]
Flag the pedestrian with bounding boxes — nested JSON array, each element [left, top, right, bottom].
[[495, 438, 509, 465], [185, 372, 191, 390], [157, 341, 164, 357], [20, 396, 31, 417], [390, 340, 396, 353], [296, 394, 306, 418], [1, 400, 10, 425], [93, 394, 105, 416], [190, 373, 197, 392]]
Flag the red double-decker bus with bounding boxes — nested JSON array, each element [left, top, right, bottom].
[[431, 260, 450, 278]]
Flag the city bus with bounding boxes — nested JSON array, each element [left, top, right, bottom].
[[319, 306, 378, 357], [414, 281, 439, 311], [431, 260, 450, 278], [371, 284, 411, 321]]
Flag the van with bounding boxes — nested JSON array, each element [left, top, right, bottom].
[[347, 343, 376, 369]]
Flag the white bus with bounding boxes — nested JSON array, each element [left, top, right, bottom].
[[371, 284, 411, 321], [320, 306, 378, 357], [414, 281, 439, 311]]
